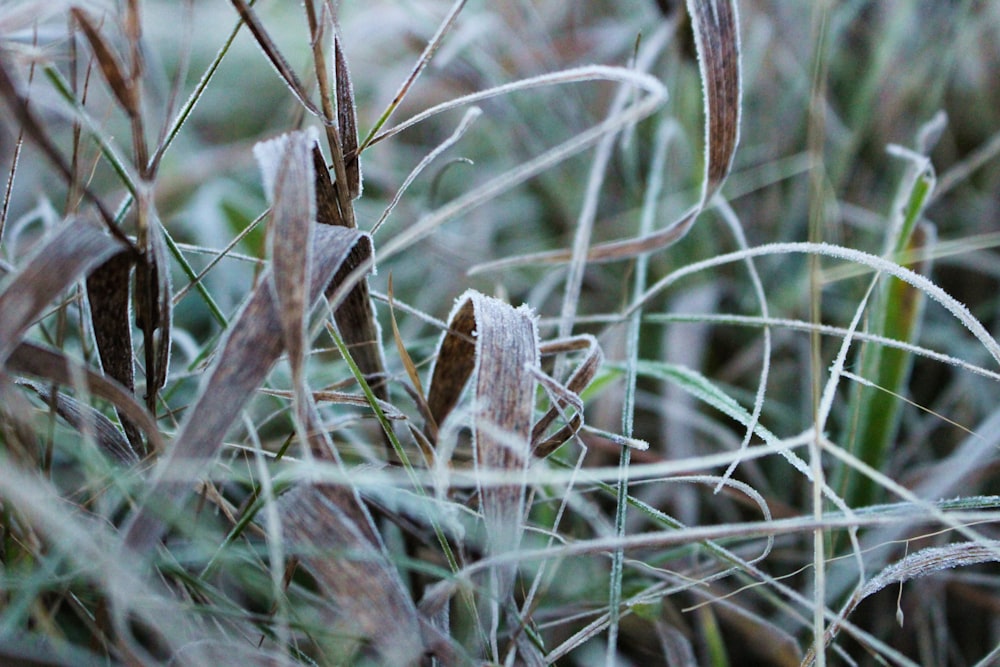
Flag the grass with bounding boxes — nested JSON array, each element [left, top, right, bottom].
[[1, 1, 1000, 665]]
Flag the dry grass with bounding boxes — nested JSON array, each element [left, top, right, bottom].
[[1, 1, 999, 665]]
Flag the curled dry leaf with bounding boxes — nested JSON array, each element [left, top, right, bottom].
[[122, 224, 373, 554], [583, 0, 740, 261], [313, 142, 388, 402], [423, 290, 610, 630], [429, 294, 535, 649], [427, 290, 538, 607]]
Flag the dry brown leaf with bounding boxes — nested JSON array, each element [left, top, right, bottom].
[[122, 224, 373, 553], [254, 129, 317, 384], [277, 484, 432, 665], [690, 0, 742, 195], [70, 8, 139, 118], [334, 33, 361, 199], [586, 0, 741, 260], [86, 251, 141, 450], [8, 341, 163, 456], [0, 219, 125, 365], [18, 381, 139, 465]]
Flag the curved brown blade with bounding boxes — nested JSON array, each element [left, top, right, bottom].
[[0, 218, 125, 366], [471, 0, 742, 270], [531, 334, 604, 457], [8, 341, 163, 456], [254, 129, 317, 385], [18, 380, 139, 465]]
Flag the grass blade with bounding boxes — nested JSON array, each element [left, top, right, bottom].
[[839, 150, 938, 509]]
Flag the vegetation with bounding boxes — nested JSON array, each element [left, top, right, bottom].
[[1, 1, 998, 665]]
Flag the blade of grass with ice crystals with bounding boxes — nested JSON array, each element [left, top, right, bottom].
[[122, 224, 373, 554], [839, 150, 937, 510], [471, 0, 741, 273], [807, 540, 1000, 665], [425, 290, 539, 648], [605, 119, 676, 663]]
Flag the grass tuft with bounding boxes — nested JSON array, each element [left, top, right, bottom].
[[1, 1, 999, 665]]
